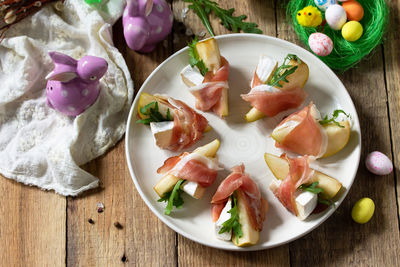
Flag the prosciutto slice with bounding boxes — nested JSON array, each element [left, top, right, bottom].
[[271, 155, 314, 215], [154, 95, 208, 151], [157, 152, 221, 187], [241, 71, 306, 117], [211, 164, 268, 231], [189, 57, 229, 117], [275, 102, 327, 157]]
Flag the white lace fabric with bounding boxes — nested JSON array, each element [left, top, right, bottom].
[[0, 0, 133, 196]]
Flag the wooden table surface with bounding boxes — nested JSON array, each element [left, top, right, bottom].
[[1, 0, 400, 266]]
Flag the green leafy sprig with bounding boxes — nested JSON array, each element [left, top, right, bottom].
[[299, 182, 324, 194], [184, 0, 262, 36], [299, 182, 335, 207], [158, 179, 185, 215], [218, 195, 243, 242], [319, 109, 350, 128], [268, 54, 300, 88], [188, 38, 209, 76], [136, 101, 173, 125]]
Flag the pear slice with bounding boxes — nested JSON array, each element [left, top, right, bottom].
[[195, 38, 221, 74], [322, 121, 351, 158], [138, 93, 171, 120], [271, 120, 299, 143], [277, 58, 309, 91], [232, 190, 260, 247], [154, 139, 221, 197], [264, 153, 342, 199], [245, 108, 265, 122]]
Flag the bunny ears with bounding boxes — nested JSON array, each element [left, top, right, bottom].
[[45, 52, 78, 82]]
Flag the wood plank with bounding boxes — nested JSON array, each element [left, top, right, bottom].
[[277, 1, 400, 266], [0, 176, 66, 266], [173, 1, 289, 265], [66, 19, 176, 267], [384, 0, 400, 219]]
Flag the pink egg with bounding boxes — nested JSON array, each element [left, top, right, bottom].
[[366, 151, 393, 175], [308, 33, 333, 56]]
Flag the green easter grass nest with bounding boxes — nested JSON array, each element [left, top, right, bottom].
[[287, 0, 388, 72]]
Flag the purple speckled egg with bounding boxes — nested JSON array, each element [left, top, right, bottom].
[[366, 151, 393, 175]]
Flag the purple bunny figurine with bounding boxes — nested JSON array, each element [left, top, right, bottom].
[[45, 52, 108, 116], [123, 0, 173, 53]]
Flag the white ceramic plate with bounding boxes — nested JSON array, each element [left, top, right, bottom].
[[125, 34, 361, 251]]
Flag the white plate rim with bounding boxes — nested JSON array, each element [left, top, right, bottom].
[[125, 33, 361, 251]]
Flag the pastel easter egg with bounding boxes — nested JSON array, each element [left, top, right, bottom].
[[314, 0, 337, 11], [325, 4, 347, 30], [352, 198, 375, 224], [342, 21, 363, 41], [342, 0, 364, 21], [308, 32, 333, 56], [366, 151, 393, 175]]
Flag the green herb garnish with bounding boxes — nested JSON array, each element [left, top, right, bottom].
[[268, 54, 299, 88], [319, 109, 350, 128], [188, 38, 209, 76], [318, 198, 336, 207], [136, 101, 173, 125], [158, 179, 185, 215], [184, 0, 262, 36], [218, 195, 243, 242], [299, 182, 324, 194]]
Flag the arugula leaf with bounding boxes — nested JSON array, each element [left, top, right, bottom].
[[268, 54, 299, 88], [184, 0, 262, 36], [188, 37, 209, 76], [319, 109, 350, 128], [158, 179, 185, 215], [299, 182, 324, 194], [136, 101, 173, 125], [318, 198, 336, 207], [218, 195, 243, 242]]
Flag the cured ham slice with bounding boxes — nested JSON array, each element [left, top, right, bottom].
[[241, 55, 307, 117], [157, 152, 221, 187], [271, 155, 314, 215], [189, 57, 229, 117], [153, 95, 208, 151], [211, 164, 267, 231], [241, 86, 307, 117], [274, 102, 328, 157]]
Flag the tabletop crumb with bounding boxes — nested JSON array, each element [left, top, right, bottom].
[[121, 254, 127, 262], [114, 221, 123, 229], [88, 218, 95, 224], [96, 202, 105, 213]]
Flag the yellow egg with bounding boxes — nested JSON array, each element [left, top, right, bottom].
[[342, 21, 363, 42], [351, 198, 375, 224]]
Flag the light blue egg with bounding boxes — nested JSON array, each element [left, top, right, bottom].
[[314, 0, 337, 11]]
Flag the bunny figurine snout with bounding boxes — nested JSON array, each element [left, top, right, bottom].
[[45, 52, 108, 116], [123, 0, 173, 53]]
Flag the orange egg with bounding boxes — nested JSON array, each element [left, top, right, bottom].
[[342, 0, 364, 21]]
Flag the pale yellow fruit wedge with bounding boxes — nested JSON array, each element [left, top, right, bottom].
[[278, 58, 309, 91], [245, 107, 265, 122], [154, 139, 220, 197], [232, 190, 259, 247], [196, 38, 221, 74], [219, 87, 229, 117], [322, 120, 351, 158], [138, 93, 211, 132], [271, 122, 297, 143], [264, 153, 342, 199]]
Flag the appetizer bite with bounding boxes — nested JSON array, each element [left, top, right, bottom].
[[241, 54, 309, 122], [137, 93, 211, 151], [155, 139, 222, 215], [211, 164, 268, 247], [271, 102, 351, 158], [181, 38, 229, 117], [265, 153, 342, 220]]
